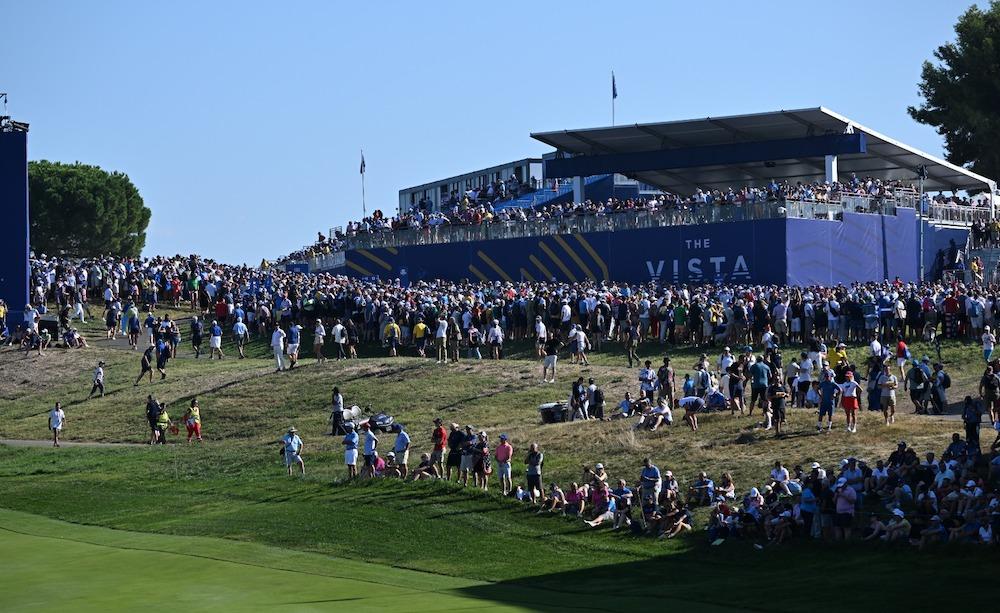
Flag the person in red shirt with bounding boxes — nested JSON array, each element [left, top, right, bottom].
[[896, 335, 909, 379], [430, 417, 448, 477], [494, 433, 514, 495]]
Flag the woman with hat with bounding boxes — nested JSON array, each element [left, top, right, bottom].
[[342, 423, 359, 479]]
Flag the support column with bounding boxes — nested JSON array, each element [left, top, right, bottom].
[[572, 176, 585, 203], [824, 155, 838, 184]]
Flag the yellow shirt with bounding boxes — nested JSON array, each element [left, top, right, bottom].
[[413, 322, 428, 339], [384, 322, 400, 340], [186, 406, 201, 424]]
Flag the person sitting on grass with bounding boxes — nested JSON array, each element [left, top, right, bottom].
[[659, 500, 694, 539], [584, 483, 617, 527], [610, 479, 634, 530], [540, 483, 565, 513], [410, 453, 436, 481], [688, 472, 715, 506], [563, 482, 585, 517]]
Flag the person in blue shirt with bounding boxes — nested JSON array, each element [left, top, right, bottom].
[[682, 374, 695, 397], [610, 479, 634, 529], [639, 458, 662, 501], [688, 471, 715, 505], [748, 358, 771, 415], [342, 424, 359, 479], [392, 424, 411, 478], [232, 317, 249, 359], [817, 372, 841, 433], [280, 427, 304, 476], [209, 320, 225, 360], [287, 323, 302, 369], [362, 424, 379, 479], [155, 337, 170, 380], [584, 484, 618, 527], [143, 312, 156, 346]]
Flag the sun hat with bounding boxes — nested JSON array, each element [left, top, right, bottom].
[[967, 480, 977, 487], [595, 463, 604, 470], [892, 508, 905, 518], [810, 462, 821, 469], [499, 433, 508, 440], [287, 427, 297, 433], [835, 477, 848, 488]]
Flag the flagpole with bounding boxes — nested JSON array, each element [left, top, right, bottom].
[[360, 149, 367, 219], [612, 71, 615, 126]]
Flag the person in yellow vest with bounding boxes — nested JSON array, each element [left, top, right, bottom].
[[154, 402, 173, 445], [383, 319, 401, 357], [413, 318, 429, 358], [183, 398, 202, 443]]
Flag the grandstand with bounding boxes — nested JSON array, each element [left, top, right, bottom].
[[286, 107, 997, 286]]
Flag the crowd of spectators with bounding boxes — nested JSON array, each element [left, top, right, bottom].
[[277, 174, 995, 264]]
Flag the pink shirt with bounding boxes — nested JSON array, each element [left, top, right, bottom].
[[494, 442, 513, 463]]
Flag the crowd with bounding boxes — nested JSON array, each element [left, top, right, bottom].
[[272, 389, 1000, 548], [16, 249, 1000, 549], [277, 174, 992, 264]]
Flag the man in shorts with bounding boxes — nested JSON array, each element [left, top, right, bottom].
[[876, 363, 898, 425], [280, 426, 304, 476], [839, 371, 864, 433], [430, 417, 447, 477], [534, 315, 547, 358], [817, 371, 840, 433], [233, 316, 249, 359], [541, 331, 562, 384], [361, 423, 378, 479], [48, 401, 66, 448], [135, 344, 155, 386], [287, 323, 302, 369], [767, 376, 788, 437], [392, 424, 411, 478]]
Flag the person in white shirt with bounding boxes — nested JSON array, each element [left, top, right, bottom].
[[983, 325, 996, 362], [534, 316, 547, 358], [487, 319, 504, 360], [271, 326, 287, 372], [769, 461, 791, 495], [87, 361, 105, 399], [313, 319, 327, 363], [331, 319, 346, 360], [48, 402, 66, 447], [718, 347, 735, 375], [572, 325, 590, 366], [796, 353, 813, 407], [232, 317, 249, 359], [435, 315, 448, 363]]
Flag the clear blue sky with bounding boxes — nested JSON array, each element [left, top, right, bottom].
[[2, 1, 975, 264]]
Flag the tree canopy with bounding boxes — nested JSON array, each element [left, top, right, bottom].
[[29, 160, 151, 258], [908, 1, 1000, 185]]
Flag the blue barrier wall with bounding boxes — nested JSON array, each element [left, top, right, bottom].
[[346, 219, 788, 285], [344, 212, 960, 287], [0, 131, 29, 327]]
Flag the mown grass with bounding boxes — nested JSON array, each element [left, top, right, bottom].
[[1, 318, 997, 610]]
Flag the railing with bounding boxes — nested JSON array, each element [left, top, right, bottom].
[[285, 194, 992, 271]]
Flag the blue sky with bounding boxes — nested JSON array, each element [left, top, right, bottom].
[[2, 1, 975, 263]]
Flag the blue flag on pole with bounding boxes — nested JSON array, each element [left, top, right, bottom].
[[612, 72, 617, 99], [360, 151, 366, 175]]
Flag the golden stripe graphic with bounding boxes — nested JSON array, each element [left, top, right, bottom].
[[355, 249, 392, 271], [467, 264, 490, 282], [385, 246, 399, 255], [538, 241, 577, 282], [477, 250, 513, 282], [346, 260, 374, 276], [553, 235, 595, 281], [575, 234, 609, 281], [529, 255, 554, 281], [519, 268, 536, 282]]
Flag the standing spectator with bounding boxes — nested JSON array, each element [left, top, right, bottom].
[[832, 477, 857, 540], [930, 363, 949, 415], [48, 401, 65, 448], [639, 457, 661, 502], [287, 323, 302, 369], [487, 319, 504, 360], [429, 417, 447, 477], [280, 427, 304, 476], [979, 365, 1000, 424], [392, 424, 411, 479], [495, 433, 513, 495], [767, 376, 789, 437], [190, 316, 204, 358], [984, 325, 996, 363], [588, 379, 606, 420], [313, 318, 326, 363], [839, 371, 864, 434], [134, 344, 155, 386], [361, 423, 378, 479], [525, 443, 544, 502], [962, 396, 982, 452], [445, 423, 464, 481], [342, 423, 359, 479], [876, 363, 899, 425], [331, 318, 347, 360], [435, 314, 448, 364]]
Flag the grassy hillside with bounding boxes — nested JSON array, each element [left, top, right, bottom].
[[1, 313, 996, 610]]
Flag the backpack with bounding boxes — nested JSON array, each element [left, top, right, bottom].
[[941, 372, 951, 390]]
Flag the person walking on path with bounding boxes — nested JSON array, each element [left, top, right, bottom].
[[280, 427, 304, 476], [208, 320, 225, 360], [87, 361, 105, 400], [313, 318, 326, 363], [48, 402, 65, 448], [135, 344, 155, 386], [271, 325, 287, 371]]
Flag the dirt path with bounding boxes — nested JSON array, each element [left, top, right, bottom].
[[0, 439, 143, 448]]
